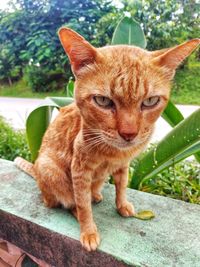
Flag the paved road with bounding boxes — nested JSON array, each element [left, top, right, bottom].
[[0, 97, 43, 129], [0, 97, 199, 142]]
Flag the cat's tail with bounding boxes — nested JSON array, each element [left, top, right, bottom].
[[14, 157, 36, 179]]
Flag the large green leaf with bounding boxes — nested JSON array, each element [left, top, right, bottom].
[[26, 97, 74, 162], [26, 104, 57, 162], [162, 100, 200, 162], [47, 96, 74, 107], [162, 100, 184, 127], [130, 108, 200, 189], [111, 17, 146, 48]]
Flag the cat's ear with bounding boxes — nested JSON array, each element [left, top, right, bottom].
[[58, 27, 97, 75], [153, 39, 200, 70], [150, 48, 170, 57]]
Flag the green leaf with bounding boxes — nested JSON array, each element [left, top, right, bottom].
[[26, 104, 58, 162], [130, 109, 200, 189], [26, 97, 74, 162], [47, 96, 74, 107], [162, 100, 200, 162], [111, 16, 146, 48], [194, 152, 200, 162], [162, 100, 184, 127], [133, 210, 155, 220], [66, 79, 74, 97]]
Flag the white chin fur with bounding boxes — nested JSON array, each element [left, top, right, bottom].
[[104, 139, 136, 150]]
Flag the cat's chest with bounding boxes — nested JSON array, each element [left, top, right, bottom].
[[96, 159, 128, 175]]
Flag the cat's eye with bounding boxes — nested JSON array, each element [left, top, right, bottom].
[[93, 95, 115, 109], [142, 96, 160, 109]]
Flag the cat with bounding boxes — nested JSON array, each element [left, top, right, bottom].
[[15, 27, 199, 251]]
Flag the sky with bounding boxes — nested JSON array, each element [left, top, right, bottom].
[[0, 0, 10, 10]]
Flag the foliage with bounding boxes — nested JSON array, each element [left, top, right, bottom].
[[140, 160, 200, 204], [0, 43, 21, 85], [0, 116, 31, 161], [161, 100, 184, 127], [26, 96, 73, 161], [0, 9, 29, 76], [1, 0, 199, 89], [23, 65, 66, 92], [95, 0, 200, 51], [94, 11, 121, 47], [0, 0, 114, 89], [122, 0, 200, 50], [171, 61, 200, 105], [0, 79, 66, 98], [130, 109, 200, 189], [111, 16, 146, 48]]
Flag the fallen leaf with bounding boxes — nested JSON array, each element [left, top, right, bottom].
[[133, 210, 155, 220]]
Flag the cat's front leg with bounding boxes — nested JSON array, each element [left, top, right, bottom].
[[113, 166, 135, 217], [71, 157, 100, 251]]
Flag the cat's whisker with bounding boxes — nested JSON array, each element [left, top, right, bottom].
[[84, 135, 103, 142], [82, 136, 105, 153], [80, 136, 102, 149], [84, 137, 104, 148], [87, 140, 106, 152], [82, 130, 102, 138], [101, 130, 115, 139], [83, 135, 101, 140], [82, 128, 101, 132], [82, 133, 101, 138]]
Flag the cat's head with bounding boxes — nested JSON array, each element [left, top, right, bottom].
[[59, 28, 199, 150]]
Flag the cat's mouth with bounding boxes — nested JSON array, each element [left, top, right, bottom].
[[102, 131, 144, 150], [82, 129, 149, 151], [104, 137, 140, 150], [103, 130, 153, 151]]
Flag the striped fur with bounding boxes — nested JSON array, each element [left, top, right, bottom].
[[14, 157, 35, 178]]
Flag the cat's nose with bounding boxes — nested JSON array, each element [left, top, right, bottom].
[[118, 131, 138, 142]]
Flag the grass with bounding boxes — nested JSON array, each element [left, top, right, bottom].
[[0, 116, 31, 161], [171, 63, 200, 105], [140, 160, 200, 204], [0, 79, 66, 99]]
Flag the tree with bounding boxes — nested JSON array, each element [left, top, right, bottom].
[[122, 0, 200, 50], [0, 0, 114, 87]]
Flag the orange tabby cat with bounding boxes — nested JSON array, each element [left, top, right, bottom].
[[15, 28, 199, 251]]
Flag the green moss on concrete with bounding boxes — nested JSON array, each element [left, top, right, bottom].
[[0, 159, 200, 267]]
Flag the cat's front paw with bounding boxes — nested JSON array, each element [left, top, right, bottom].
[[80, 230, 100, 251], [117, 201, 135, 217], [92, 192, 103, 203]]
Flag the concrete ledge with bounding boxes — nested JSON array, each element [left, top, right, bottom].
[[0, 159, 200, 267]]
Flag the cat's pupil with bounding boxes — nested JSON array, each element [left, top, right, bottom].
[[149, 98, 153, 103]]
